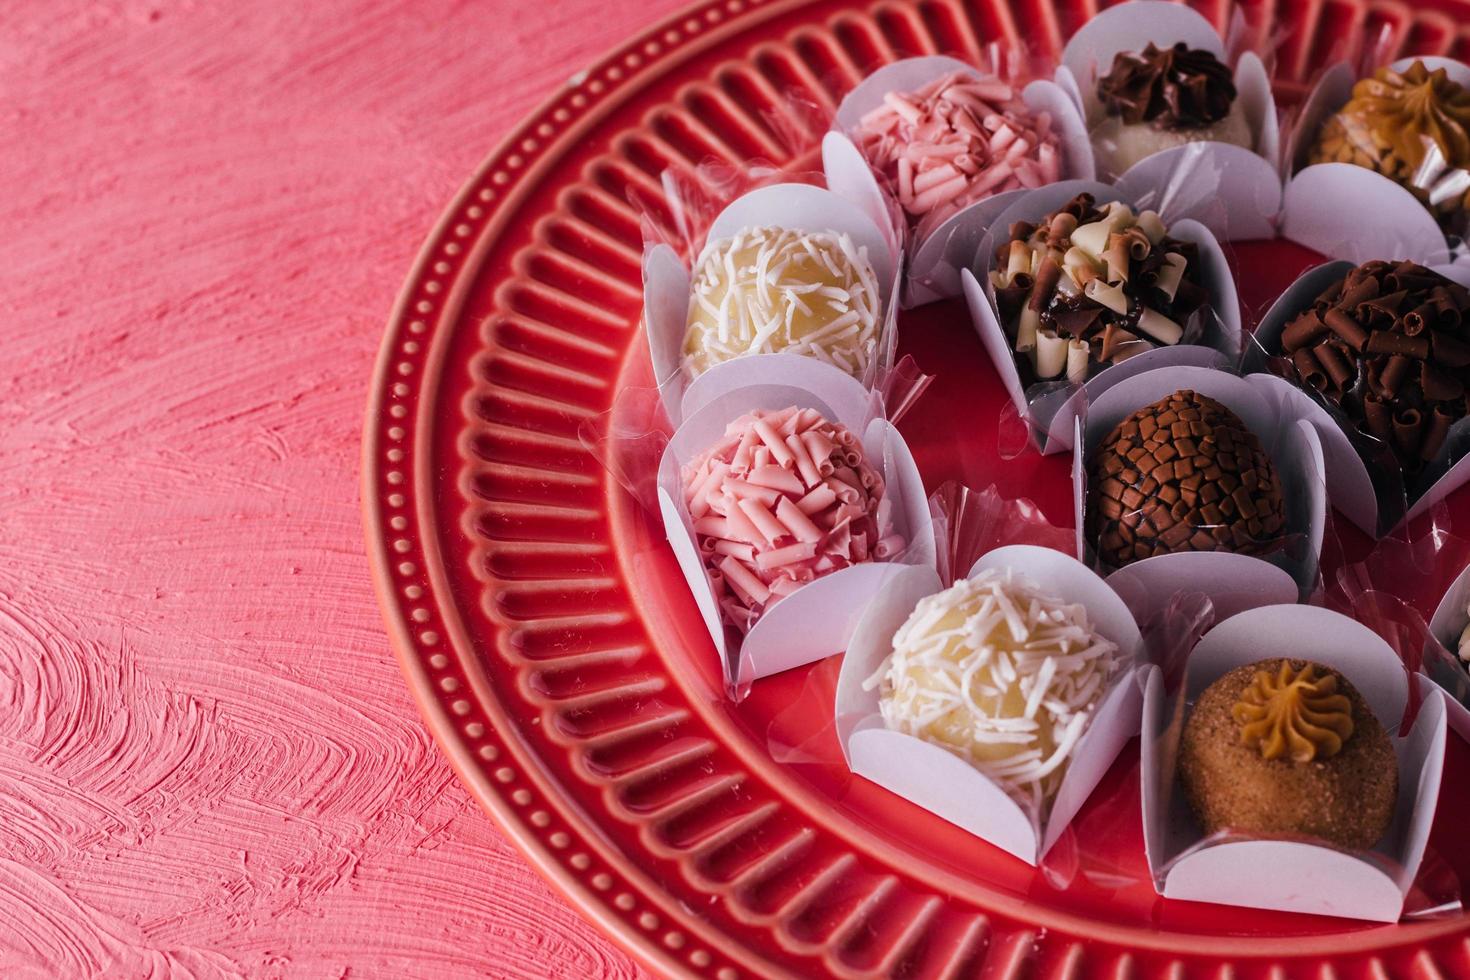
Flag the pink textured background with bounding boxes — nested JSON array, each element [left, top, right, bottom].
[[1, 1, 692, 975]]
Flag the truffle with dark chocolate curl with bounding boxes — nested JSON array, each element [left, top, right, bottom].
[[1180, 659, 1397, 851], [1277, 259, 1470, 473], [1087, 390, 1286, 568]]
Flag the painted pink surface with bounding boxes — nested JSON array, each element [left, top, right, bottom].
[[0, 1, 691, 976]]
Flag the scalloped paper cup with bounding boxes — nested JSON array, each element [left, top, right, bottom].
[[1073, 365, 1327, 622], [1142, 604, 1447, 922], [657, 360, 936, 690], [1245, 260, 1470, 536], [642, 182, 903, 426], [834, 544, 1145, 865], [1056, 1, 1281, 240], [1280, 56, 1470, 266], [825, 56, 1095, 307], [1422, 564, 1470, 741], [961, 179, 1242, 453]]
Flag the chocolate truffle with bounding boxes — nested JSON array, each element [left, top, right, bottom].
[[989, 193, 1209, 385], [872, 567, 1123, 810], [1277, 259, 1470, 474], [1087, 390, 1286, 568], [854, 70, 1062, 239], [1180, 659, 1397, 850], [1090, 42, 1253, 178], [682, 405, 902, 635], [682, 226, 882, 381], [1309, 61, 1470, 235]]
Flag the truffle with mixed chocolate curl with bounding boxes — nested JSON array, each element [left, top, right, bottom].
[[1180, 659, 1397, 851], [990, 193, 1209, 386], [1087, 390, 1286, 568], [1277, 259, 1470, 474]]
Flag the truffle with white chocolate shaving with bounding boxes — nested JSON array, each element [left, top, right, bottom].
[[853, 70, 1062, 239], [682, 226, 883, 381], [682, 405, 903, 635], [990, 193, 1208, 385], [1276, 259, 1470, 474], [865, 567, 1124, 812]]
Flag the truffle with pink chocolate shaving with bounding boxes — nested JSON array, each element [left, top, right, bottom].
[[854, 70, 1062, 239], [682, 406, 903, 634]]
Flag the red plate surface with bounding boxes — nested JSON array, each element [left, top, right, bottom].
[[363, 0, 1470, 976]]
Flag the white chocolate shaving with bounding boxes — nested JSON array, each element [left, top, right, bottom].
[[1083, 278, 1128, 315], [1153, 252, 1188, 302], [683, 226, 882, 379], [1034, 330, 1067, 379], [1136, 307, 1183, 345], [1065, 339, 1089, 384]]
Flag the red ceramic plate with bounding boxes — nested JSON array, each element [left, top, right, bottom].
[[364, 0, 1470, 975]]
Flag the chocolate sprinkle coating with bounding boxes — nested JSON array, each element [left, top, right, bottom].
[[1096, 42, 1238, 130], [1277, 259, 1470, 474], [1087, 390, 1286, 568], [1180, 659, 1397, 851]]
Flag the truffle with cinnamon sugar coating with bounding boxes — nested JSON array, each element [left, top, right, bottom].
[[1179, 658, 1397, 850]]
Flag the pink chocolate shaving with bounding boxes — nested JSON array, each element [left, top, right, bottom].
[[855, 70, 1062, 239], [681, 406, 903, 635]]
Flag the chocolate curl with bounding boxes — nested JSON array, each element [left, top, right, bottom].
[[1171, 276, 1209, 318], [1028, 256, 1062, 312], [1008, 220, 1037, 244], [1292, 347, 1327, 391], [1422, 405, 1456, 461], [994, 280, 1031, 327], [1385, 262, 1442, 293], [1100, 323, 1141, 361], [1103, 233, 1132, 284], [1316, 342, 1354, 392], [1045, 212, 1077, 248], [1393, 408, 1425, 461], [1399, 301, 1436, 336], [1339, 276, 1381, 310], [1052, 304, 1103, 338], [1379, 354, 1412, 397], [1432, 329, 1470, 367], [1422, 361, 1465, 401], [1315, 278, 1346, 306], [1431, 286, 1466, 329], [1363, 393, 1393, 443], [1365, 330, 1430, 359], [1323, 308, 1368, 350], [1281, 310, 1330, 351], [1360, 289, 1407, 319]]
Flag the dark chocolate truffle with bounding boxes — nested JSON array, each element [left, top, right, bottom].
[[1277, 259, 1470, 474], [1179, 659, 1397, 851], [1087, 390, 1286, 568]]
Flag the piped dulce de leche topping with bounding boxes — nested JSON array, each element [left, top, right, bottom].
[[854, 70, 1061, 238], [1096, 42, 1237, 130], [989, 193, 1207, 384], [1310, 61, 1470, 231], [682, 406, 903, 635], [1277, 259, 1470, 473], [1231, 660, 1355, 763]]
